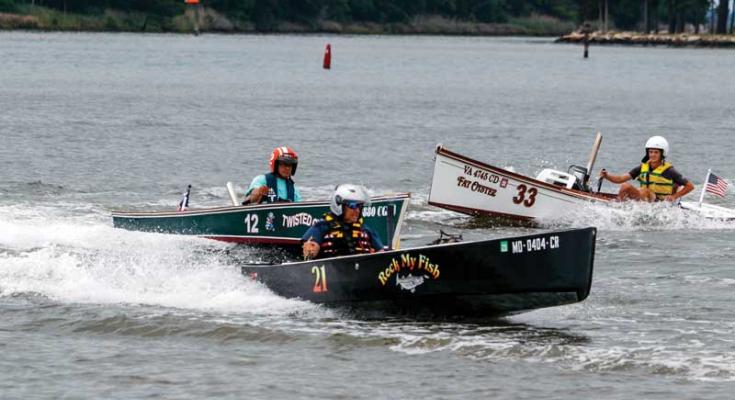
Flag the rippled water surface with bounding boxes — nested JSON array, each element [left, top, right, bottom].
[[2, 32, 735, 399]]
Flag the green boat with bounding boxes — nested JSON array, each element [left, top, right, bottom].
[[112, 193, 411, 249]]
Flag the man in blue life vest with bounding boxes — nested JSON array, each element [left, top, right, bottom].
[[242, 146, 302, 205], [301, 184, 384, 260], [599, 136, 694, 202]]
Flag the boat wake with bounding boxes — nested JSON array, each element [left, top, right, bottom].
[[3, 202, 734, 383], [405, 192, 469, 226], [538, 200, 735, 232], [0, 204, 316, 317], [210, 304, 735, 383]]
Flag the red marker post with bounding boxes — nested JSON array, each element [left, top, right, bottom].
[[323, 44, 331, 70]]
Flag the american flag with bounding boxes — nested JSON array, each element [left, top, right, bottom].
[[178, 185, 191, 211], [705, 172, 729, 198]]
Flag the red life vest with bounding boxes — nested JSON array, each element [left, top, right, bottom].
[[319, 212, 374, 258]]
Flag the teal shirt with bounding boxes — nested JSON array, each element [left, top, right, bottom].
[[245, 175, 302, 202]]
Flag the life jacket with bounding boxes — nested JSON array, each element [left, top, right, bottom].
[[638, 162, 674, 199], [261, 172, 295, 203], [318, 212, 374, 258]]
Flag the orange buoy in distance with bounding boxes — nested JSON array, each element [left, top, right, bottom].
[[323, 44, 331, 70]]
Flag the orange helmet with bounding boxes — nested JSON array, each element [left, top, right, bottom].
[[269, 146, 298, 175]]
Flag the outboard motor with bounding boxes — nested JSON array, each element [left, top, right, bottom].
[[535, 132, 602, 193], [568, 165, 590, 192]]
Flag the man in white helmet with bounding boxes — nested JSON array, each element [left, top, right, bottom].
[[301, 184, 384, 260], [599, 136, 694, 202]]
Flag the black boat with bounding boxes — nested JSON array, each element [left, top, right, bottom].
[[241, 227, 596, 317]]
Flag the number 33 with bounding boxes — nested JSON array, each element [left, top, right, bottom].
[[513, 184, 537, 207]]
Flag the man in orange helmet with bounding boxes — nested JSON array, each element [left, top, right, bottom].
[[242, 146, 302, 204]]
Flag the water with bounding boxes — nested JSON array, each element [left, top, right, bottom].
[[2, 32, 735, 398]]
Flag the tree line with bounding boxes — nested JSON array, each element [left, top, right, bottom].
[[582, 1, 732, 34], [1, 0, 732, 34]]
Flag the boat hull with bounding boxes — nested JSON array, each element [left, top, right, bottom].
[[241, 227, 596, 317], [429, 146, 615, 223], [680, 201, 735, 221], [112, 193, 410, 249]]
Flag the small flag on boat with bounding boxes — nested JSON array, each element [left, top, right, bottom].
[[178, 185, 191, 211], [705, 172, 729, 198]]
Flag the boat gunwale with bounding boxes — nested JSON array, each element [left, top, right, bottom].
[[250, 226, 597, 267], [111, 192, 411, 218]]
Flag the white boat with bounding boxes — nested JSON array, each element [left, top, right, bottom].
[[429, 133, 735, 224], [678, 169, 735, 221], [429, 136, 614, 223], [679, 201, 735, 221]]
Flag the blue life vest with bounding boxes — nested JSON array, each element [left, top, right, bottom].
[[262, 172, 295, 203]]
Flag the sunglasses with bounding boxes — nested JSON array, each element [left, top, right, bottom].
[[343, 201, 363, 210]]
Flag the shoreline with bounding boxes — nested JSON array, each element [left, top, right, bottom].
[[557, 31, 735, 48], [4, 9, 734, 47], [0, 10, 573, 36]]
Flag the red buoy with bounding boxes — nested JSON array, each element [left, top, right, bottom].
[[323, 44, 331, 70]]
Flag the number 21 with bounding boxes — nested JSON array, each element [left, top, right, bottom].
[[311, 266, 328, 293]]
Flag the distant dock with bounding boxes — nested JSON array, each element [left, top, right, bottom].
[[557, 31, 735, 48]]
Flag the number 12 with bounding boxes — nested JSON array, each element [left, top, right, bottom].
[[244, 214, 259, 233]]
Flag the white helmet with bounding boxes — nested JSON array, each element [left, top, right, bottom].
[[645, 136, 669, 158], [329, 184, 371, 216]]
